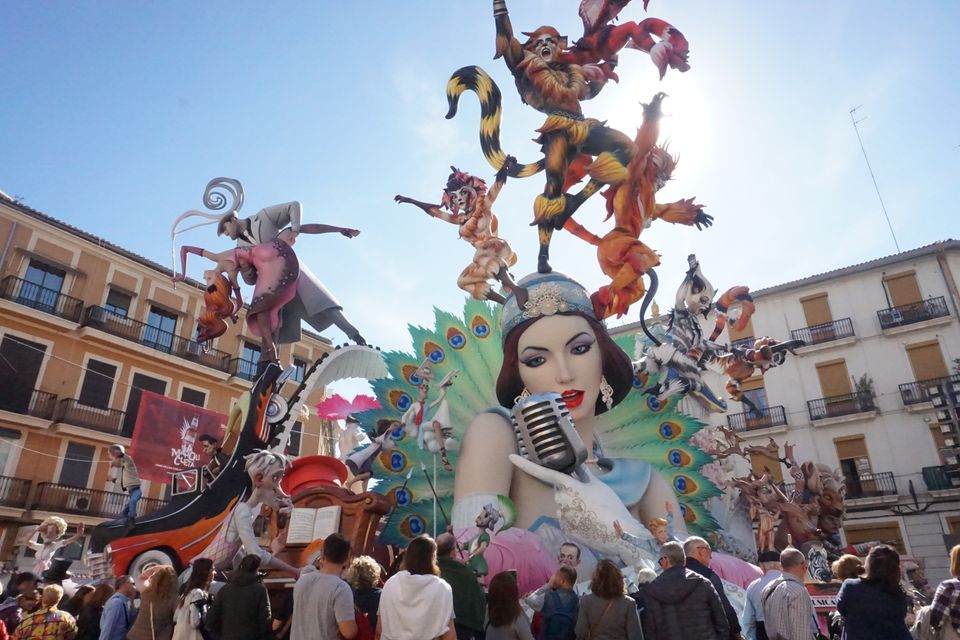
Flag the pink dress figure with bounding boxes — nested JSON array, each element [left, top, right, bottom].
[[233, 237, 299, 341]]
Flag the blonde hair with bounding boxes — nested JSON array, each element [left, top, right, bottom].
[[646, 517, 668, 530], [39, 516, 68, 538], [347, 556, 382, 590], [951, 545, 960, 578], [41, 584, 63, 607], [143, 565, 178, 604]]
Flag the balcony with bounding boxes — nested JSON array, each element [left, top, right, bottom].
[[0, 476, 32, 508], [0, 276, 83, 323], [877, 296, 951, 330], [82, 306, 232, 374], [845, 471, 897, 500], [32, 482, 167, 519], [0, 387, 58, 420], [922, 465, 960, 493], [807, 391, 876, 422], [790, 318, 855, 346], [899, 374, 960, 406], [53, 398, 125, 435], [727, 405, 788, 432], [230, 357, 259, 382]]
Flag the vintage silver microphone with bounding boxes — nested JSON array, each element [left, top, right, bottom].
[[511, 392, 589, 480]]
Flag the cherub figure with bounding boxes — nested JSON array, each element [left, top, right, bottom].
[[395, 159, 526, 305], [27, 517, 84, 576], [401, 363, 459, 471]]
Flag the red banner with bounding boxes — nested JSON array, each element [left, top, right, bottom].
[[130, 391, 228, 483]]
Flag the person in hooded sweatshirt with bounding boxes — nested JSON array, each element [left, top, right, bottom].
[[641, 541, 729, 640], [206, 554, 272, 640], [377, 535, 456, 640]]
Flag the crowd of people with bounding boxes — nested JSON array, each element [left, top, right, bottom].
[[8, 529, 960, 639]]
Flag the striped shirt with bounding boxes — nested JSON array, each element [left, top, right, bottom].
[[761, 573, 817, 640]]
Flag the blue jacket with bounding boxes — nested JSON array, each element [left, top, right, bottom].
[[836, 578, 912, 640], [99, 592, 134, 640]]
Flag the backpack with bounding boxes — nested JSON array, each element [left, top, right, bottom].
[[541, 590, 578, 640], [350, 606, 375, 640]]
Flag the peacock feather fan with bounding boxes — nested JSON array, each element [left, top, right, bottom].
[[362, 300, 720, 545]]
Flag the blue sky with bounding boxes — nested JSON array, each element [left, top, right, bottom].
[[3, 2, 958, 396]]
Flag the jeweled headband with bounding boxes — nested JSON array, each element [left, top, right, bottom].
[[500, 272, 597, 341]]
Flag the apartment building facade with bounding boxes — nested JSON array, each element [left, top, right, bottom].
[[0, 191, 338, 568], [615, 240, 960, 582]]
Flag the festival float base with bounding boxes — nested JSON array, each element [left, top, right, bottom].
[[87, 345, 388, 580]]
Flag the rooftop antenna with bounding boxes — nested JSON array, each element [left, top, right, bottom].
[[849, 105, 900, 253]]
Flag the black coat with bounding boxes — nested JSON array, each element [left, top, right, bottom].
[[641, 566, 730, 640], [206, 569, 272, 640], [687, 557, 742, 639]]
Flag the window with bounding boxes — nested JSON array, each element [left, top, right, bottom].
[[122, 374, 167, 437], [145, 307, 177, 352], [180, 388, 206, 407], [906, 341, 949, 382], [235, 342, 261, 380], [844, 521, 905, 555], [291, 358, 306, 383], [78, 359, 117, 409], [0, 335, 46, 414], [883, 271, 922, 308], [58, 442, 95, 487], [800, 293, 833, 327], [104, 289, 131, 317], [835, 436, 872, 498], [0, 428, 22, 476], [20, 260, 65, 312], [816, 359, 853, 397]]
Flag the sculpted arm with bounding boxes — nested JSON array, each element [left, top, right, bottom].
[[493, 0, 524, 72], [628, 471, 688, 538], [394, 195, 459, 225], [452, 412, 517, 527]]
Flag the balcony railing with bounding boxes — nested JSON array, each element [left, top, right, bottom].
[[790, 318, 855, 346], [807, 391, 876, 421], [32, 482, 167, 519], [230, 358, 259, 382], [82, 306, 232, 373], [0, 388, 58, 420], [845, 471, 897, 500], [877, 296, 951, 330], [727, 405, 788, 432], [0, 276, 83, 322], [53, 398, 125, 434], [922, 465, 960, 492], [0, 476, 31, 508], [730, 337, 755, 350], [899, 374, 960, 406]]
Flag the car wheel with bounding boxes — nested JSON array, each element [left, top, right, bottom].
[[128, 548, 178, 584]]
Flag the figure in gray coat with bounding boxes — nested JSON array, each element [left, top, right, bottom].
[[641, 541, 730, 640], [218, 201, 366, 346]]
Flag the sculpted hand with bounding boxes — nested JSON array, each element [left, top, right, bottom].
[[341, 228, 360, 238], [508, 454, 656, 566]]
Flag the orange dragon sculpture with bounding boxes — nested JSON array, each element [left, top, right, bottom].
[[563, 92, 712, 319]]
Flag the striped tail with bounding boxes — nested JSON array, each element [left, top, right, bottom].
[[445, 66, 544, 178]]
